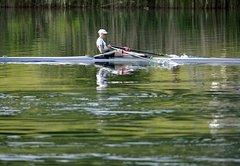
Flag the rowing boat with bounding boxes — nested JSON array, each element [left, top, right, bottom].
[[0, 56, 240, 65]]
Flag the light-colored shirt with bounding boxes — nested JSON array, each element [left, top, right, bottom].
[[96, 37, 108, 53]]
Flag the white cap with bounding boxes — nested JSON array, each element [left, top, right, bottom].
[[98, 29, 108, 35]]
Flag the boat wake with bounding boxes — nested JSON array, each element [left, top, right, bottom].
[[158, 54, 240, 66], [154, 54, 187, 69]]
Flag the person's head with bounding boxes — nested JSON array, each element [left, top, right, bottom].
[[98, 29, 108, 38]]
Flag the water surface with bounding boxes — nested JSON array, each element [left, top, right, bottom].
[[0, 9, 240, 165]]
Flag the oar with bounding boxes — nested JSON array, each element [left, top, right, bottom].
[[112, 45, 167, 57], [111, 46, 152, 62], [93, 50, 117, 59]]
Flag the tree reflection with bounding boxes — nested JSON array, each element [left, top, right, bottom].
[[0, 9, 239, 57]]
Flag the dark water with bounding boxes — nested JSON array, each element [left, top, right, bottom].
[[0, 9, 240, 165]]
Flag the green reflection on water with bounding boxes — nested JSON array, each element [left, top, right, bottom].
[[0, 9, 239, 57], [0, 64, 239, 165], [0, 9, 240, 165]]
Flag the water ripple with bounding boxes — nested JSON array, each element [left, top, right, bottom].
[[0, 107, 21, 116], [0, 153, 179, 163], [1, 153, 238, 164], [7, 142, 55, 148]]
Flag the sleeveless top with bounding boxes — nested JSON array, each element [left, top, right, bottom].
[[96, 37, 108, 53]]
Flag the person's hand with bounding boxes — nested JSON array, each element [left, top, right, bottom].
[[116, 50, 124, 55], [123, 47, 131, 51], [107, 44, 112, 48]]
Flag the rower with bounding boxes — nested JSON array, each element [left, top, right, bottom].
[[95, 29, 130, 59]]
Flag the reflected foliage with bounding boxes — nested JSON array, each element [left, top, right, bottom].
[[0, 9, 239, 57], [0, 0, 240, 9]]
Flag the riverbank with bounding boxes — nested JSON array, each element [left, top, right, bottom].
[[0, 0, 239, 9]]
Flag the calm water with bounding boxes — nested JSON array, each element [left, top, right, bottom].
[[0, 9, 240, 165]]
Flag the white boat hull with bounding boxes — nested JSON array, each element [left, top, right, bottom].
[[0, 56, 240, 65]]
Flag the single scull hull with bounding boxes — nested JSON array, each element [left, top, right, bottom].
[[0, 56, 240, 65]]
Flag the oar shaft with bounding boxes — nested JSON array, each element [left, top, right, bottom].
[[112, 45, 165, 57], [111, 46, 152, 62]]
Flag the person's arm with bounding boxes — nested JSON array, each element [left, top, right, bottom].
[[98, 44, 112, 53]]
